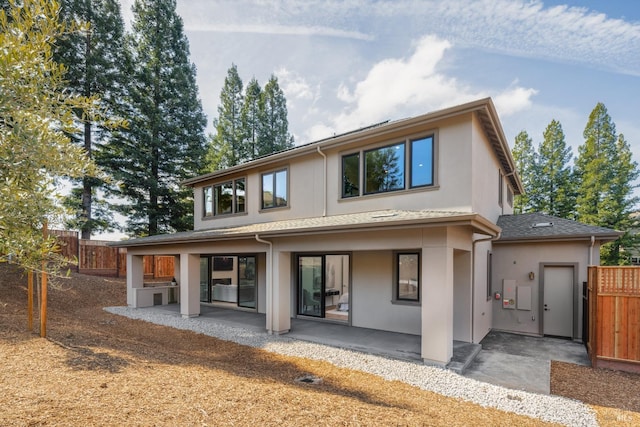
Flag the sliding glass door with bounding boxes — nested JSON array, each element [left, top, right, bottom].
[[238, 256, 257, 308], [199, 254, 257, 309], [298, 256, 323, 317], [298, 254, 350, 322]]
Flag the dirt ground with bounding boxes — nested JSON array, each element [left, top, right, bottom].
[[0, 264, 638, 426]]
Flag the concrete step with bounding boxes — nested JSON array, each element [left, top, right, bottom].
[[446, 341, 482, 374]]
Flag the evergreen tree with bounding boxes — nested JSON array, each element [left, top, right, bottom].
[[105, 0, 207, 236], [600, 134, 640, 264], [258, 75, 294, 156], [575, 103, 619, 226], [512, 130, 537, 214], [54, 0, 128, 239], [575, 103, 639, 264], [212, 64, 244, 166], [241, 77, 262, 160], [536, 120, 575, 218]]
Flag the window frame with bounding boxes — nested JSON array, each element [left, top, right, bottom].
[[261, 167, 289, 210], [363, 141, 406, 195], [498, 170, 504, 208], [409, 135, 435, 188], [341, 132, 436, 200], [393, 251, 421, 304], [203, 177, 247, 218]]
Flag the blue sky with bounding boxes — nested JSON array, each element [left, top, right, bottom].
[[119, 0, 640, 159]]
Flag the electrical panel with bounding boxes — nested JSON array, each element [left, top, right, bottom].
[[502, 279, 516, 309]]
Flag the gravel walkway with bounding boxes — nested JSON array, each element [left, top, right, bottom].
[[105, 306, 597, 426]]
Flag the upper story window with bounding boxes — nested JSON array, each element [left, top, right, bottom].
[[365, 142, 405, 194], [498, 170, 504, 207], [262, 168, 288, 209], [342, 134, 435, 199], [203, 177, 246, 218]]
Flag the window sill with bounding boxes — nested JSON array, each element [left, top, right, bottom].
[[259, 205, 290, 213], [391, 299, 421, 307], [202, 212, 248, 221], [339, 185, 440, 202]]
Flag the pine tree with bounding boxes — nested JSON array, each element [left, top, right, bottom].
[[258, 75, 294, 157], [600, 134, 640, 264], [575, 103, 639, 264], [511, 130, 537, 214], [54, 0, 128, 239], [241, 78, 262, 160], [212, 64, 244, 166], [536, 120, 575, 218], [575, 103, 618, 226], [105, 0, 207, 236]]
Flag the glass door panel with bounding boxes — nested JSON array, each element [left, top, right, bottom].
[[298, 256, 323, 317], [199, 257, 210, 302], [238, 256, 257, 309]]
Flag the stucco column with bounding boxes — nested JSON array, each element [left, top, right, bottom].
[[179, 253, 200, 318], [127, 254, 144, 307], [421, 244, 454, 365], [269, 250, 291, 334]]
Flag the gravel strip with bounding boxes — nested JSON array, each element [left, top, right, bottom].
[[105, 306, 597, 426]]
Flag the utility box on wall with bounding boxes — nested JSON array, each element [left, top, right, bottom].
[[517, 286, 532, 310], [502, 279, 516, 309]]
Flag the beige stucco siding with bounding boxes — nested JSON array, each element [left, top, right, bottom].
[[192, 114, 485, 231], [491, 241, 598, 339], [470, 114, 510, 222]]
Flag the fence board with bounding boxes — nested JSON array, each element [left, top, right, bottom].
[[154, 256, 175, 279], [589, 266, 640, 373], [49, 230, 175, 279]]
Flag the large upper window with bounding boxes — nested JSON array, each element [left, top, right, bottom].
[[365, 143, 405, 194], [203, 177, 246, 217], [262, 168, 288, 209], [342, 134, 435, 198]]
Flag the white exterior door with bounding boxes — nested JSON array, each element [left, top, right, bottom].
[[543, 266, 574, 338]]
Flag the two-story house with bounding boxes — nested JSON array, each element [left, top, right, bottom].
[[115, 98, 619, 366]]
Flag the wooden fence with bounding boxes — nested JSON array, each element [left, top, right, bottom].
[[51, 230, 174, 279], [587, 266, 640, 373]]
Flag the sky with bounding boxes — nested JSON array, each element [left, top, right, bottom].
[[108, 0, 640, 238]]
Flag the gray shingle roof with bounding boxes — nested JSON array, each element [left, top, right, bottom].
[[496, 213, 621, 243], [111, 209, 498, 248]]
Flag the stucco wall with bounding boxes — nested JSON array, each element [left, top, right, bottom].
[[192, 113, 489, 231], [352, 251, 421, 335], [491, 240, 598, 339]]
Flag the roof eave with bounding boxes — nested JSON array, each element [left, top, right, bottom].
[[110, 212, 500, 248], [494, 232, 623, 244]]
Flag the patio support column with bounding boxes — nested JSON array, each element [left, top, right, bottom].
[[127, 254, 144, 307], [421, 238, 454, 365], [179, 253, 200, 318], [269, 249, 291, 334]]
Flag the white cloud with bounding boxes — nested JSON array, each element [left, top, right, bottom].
[[275, 68, 315, 100], [175, 0, 640, 77], [493, 85, 539, 117], [316, 34, 537, 137]]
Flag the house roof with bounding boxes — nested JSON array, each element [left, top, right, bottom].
[[495, 213, 622, 243], [111, 209, 500, 248], [183, 97, 524, 195]]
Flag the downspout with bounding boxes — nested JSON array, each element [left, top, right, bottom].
[[471, 231, 501, 343], [316, 146, 327, 217], [255, 234, 273, 333], [589, 235, 595, 266]]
